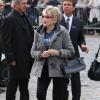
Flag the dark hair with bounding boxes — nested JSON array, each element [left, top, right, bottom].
[[62, 0, 76, 7]]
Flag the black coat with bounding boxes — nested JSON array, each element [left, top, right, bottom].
[[60, 16, 86, 57], [0, 13, 4, 55], [0, 10, 34, 79], [0, 16, 2, 53]]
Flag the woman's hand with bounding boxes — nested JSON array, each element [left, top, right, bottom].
[[40, 49, 60, 58], [41, 51, 50, 58], [47, 49, 60, 56]]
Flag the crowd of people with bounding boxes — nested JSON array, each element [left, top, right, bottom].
[[1, 0, 100, 27], [0, 0, 99, 100]]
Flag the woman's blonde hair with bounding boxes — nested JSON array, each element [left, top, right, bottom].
[[42, 5, 61, 23]]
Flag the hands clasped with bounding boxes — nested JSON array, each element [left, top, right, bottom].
[[41, 49, 60, 58]]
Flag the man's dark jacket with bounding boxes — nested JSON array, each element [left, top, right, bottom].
[[0, 10, 34, 79], [0, 13, 4, 53], [60, 16, 86, 57]]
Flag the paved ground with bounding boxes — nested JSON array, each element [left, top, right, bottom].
[[0, 35, 100, 100]]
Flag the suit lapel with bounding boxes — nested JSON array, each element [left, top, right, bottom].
[[24, 15, 34, 38], [25, 15, 34, 33], [61, 16, 77, 35], [70, 17, 77, 34], [60, 16, 67, 28]]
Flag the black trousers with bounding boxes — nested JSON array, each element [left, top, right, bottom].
[[71, 72, 81, 100], [6, 78, 29, 100], [36, 63, 69, 100], [37, 77, 69, 100]]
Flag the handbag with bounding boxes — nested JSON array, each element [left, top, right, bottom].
[[60, 57, 86, 76], [88, 44, 100, 81]]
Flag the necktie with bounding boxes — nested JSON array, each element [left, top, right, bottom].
[[66, 17, 70, 30]]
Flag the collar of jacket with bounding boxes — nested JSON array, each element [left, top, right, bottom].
[[36, 24, 66, 35], [36, 24, 67, 48]]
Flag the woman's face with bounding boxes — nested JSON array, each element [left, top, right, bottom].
[[42, 11, 56, 28]]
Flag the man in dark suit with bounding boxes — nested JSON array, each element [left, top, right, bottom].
[[0, 0, 34, 99], [0, 0, 5, 93], [60, 0, 89, 100]]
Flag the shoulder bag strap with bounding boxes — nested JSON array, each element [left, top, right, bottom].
[[95, 44, 100, 59]]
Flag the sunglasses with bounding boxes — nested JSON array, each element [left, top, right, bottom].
[[42, 15, 54, 19]]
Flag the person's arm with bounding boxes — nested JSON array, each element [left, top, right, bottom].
[[0, 17, 15, 64], [78, 20, 89, 53], [31, 32, 43, 60]]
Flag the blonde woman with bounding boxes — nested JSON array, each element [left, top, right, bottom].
[[31, 5, 75, 100]]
